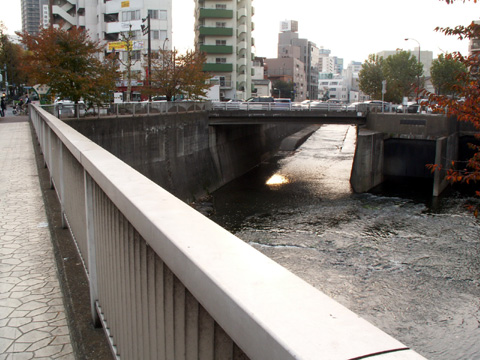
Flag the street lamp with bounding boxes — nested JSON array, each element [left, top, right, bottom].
[[405, 38, 421, 103], [273, 88, 281, 98]]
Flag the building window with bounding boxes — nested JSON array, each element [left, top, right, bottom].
[[216, 22, 226, 28], [131, 30, 141, 39], [216, 58, 226, 63], [122, 10, 140, 21], [216, 40, 226, 45], [216, 4, 227, 9], [122, 50, 142, 62], [148, 9, 167, 19]]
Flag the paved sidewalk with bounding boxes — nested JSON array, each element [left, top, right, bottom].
[[0, 115, 74, 359]]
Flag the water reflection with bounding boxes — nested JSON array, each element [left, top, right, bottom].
[[266, 174, 289, 187], [210, 124, 480, 360]]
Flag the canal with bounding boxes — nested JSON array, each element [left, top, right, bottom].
[[208, 124, 480, 360]]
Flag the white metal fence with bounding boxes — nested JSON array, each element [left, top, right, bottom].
[[30, 104, 424, 360], [40, 101, 209, 119]]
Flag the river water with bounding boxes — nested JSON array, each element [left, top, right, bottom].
[[208, 124, 480, 360]]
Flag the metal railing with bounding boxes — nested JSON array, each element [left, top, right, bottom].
[[29, 104, 424, 360], [40, 101, 210, 119], [211, 101, 397, 113]]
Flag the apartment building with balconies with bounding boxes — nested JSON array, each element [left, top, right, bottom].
[[194, 0, 254, 100], [51, 0, 172, 98]]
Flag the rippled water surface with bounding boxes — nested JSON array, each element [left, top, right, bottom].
[[209, 125, 480, 360]]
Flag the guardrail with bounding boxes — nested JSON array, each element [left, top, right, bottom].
[[30, 104, 424, 360], [39, 101, 400, 119], [211, 101, 398, 113], [40, 101, 209, 119]]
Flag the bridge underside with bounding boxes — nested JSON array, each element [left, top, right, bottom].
[[208, 110, 366, 125]]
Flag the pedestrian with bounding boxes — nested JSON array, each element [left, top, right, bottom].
[[0, 95, 6, 117]]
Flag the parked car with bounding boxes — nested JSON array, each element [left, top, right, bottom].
[[245, 96, 274, 103], [274, 98, 292, 110], [346, 102, 363, 112], [240, 96, 275, 110], [54, 98, 85, 109], [295, 100, 312, 109]]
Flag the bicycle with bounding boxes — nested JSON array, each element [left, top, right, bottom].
[[12, 104, 28, 116]]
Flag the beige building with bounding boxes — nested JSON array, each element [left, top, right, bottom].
[[264, 57, 306, 101], [377, 49, 433, 77]]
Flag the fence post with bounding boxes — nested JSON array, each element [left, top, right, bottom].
[[59, 142, 67, 228], [84, 171, 101, 327]]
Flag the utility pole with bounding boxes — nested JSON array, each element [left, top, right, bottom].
[[141, 14, 151, 100]]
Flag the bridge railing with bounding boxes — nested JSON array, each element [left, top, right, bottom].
[[210, 101, 398, 113], [29, 104, 424, 360], [40, 101, 209, 119]]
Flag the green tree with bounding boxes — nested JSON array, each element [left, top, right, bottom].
[[383, 50, 423, 103], [0, 23, 28, 96], [430, 53, 467, 96], [149, 49, 211, 101], [272, 80, 294, 99], [358, 54, 384, 100], [359, 51, 423, 103], [18, 26, 118, 107]]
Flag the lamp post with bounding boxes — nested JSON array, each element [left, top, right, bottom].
[[405, 38, 421, 103], [274, 88, 281, 98]]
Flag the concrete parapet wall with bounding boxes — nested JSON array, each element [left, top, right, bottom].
[[367, 113, 457, 138]]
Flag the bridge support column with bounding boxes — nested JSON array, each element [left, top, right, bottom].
[[433, 133, 458, 196], [350, 129, 385, 193]]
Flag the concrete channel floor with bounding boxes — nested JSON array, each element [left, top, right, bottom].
[[0, 113, 74, 359]]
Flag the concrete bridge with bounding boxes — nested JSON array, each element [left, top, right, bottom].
[[29, 103, 428, 359], [207, 109, 367, 126]]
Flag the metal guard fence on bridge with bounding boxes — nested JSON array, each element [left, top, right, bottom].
[[39, 100, 395, 119], [30, 104, 425, 360]]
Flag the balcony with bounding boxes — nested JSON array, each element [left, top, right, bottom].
[[199, 26, 233, 36], [203, 63, 233, 72], [237, 8, 247, 19], [200, 45, 233, 54], [199, 8, 233, 19]]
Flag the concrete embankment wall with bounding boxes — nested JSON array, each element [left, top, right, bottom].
[[350, 113, 459, 196], [65, 112, 308, 201]]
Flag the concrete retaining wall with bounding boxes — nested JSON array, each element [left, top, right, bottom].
[[351, 113, 459, 196], [350, 129, 385, 193], [65, 112, 307, 201]]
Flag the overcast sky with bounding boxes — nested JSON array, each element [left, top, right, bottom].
[[1, 0, 478, 64]]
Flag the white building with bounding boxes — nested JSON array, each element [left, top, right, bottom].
[[194, 0, 254, 100], [51, 0, 172, 96], [318, 74, 348, 103]]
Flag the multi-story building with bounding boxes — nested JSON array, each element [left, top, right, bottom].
[[51, 0, 172, 99], [21, 0, 49, 35], [278, 20, 319, 100], [194, 0, 254, 101], [264, 57, 306, 101], [251, 57, 271, 97], [377, 49, 433, 77], [318, 74, 348, 102], [469, 20, 480, 54]]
